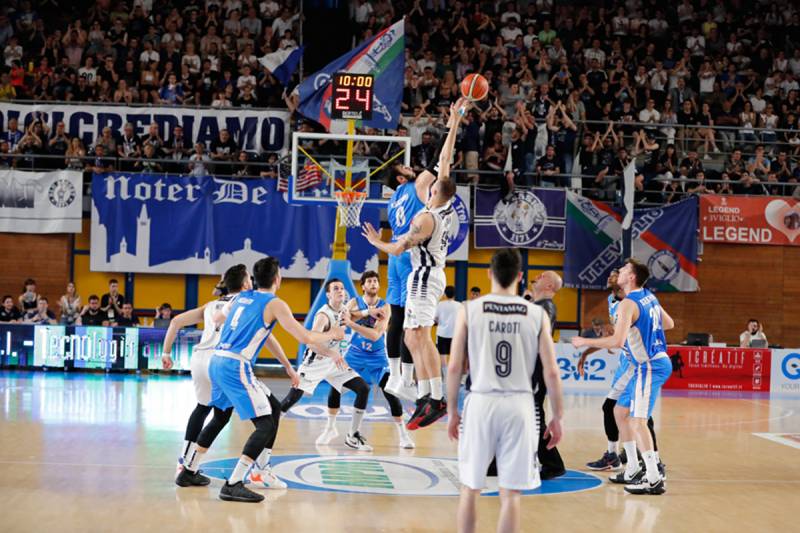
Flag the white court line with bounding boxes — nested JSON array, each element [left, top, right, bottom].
[[752, 433, 800, 450]]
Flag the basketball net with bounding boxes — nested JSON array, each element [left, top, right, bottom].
[[334, 190, 367, 228]]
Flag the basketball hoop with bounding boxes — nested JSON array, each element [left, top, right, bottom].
[[334, 190, 367, 228]]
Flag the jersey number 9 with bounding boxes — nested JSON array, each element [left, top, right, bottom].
[[495, 341, 512, 377]]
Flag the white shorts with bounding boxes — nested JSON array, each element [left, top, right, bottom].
[[459, 393, 540, 491], [404, 267, 446, 329], [297, 353, 360, 395], [606, 365, 635, 401], [190, 347, 213, 406]]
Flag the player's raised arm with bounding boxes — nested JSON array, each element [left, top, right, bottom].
[[266, 298, 344, 346], [446, 303, 468, 441], [361, 213, 434, 256], [572, 299, 637, 351], [538, 312, 564, 448], [161, 305, 206, 369], [437, 97, 469, 183]]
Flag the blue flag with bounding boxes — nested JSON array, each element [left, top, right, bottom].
[[259, 46, 304, 86], [297, 20, 404, 131]]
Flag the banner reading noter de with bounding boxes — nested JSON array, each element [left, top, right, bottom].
[[700, 196, 800, 246]]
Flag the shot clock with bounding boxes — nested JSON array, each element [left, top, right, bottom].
[[331, 73, 374, 120]]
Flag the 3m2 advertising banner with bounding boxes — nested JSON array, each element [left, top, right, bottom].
[[474, 187, 566, 249], [664, 346, 771, 392], [0, 102, 290, 154], [555, 343, 620, 391], [91, 173, 380, 277], [0, 169, 82, 233], [700, 196, 800, 246], [770, 349, 800, 397]]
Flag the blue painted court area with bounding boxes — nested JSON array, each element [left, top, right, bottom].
[[202, 455, 603, 497]]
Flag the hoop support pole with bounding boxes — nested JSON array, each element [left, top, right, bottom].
[[331, 119, 356, 260]]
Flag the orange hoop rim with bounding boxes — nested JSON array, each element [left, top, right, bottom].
[[334, 190, 368, 204]]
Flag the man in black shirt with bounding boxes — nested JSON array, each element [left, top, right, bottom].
[[80, 295, 109, 326], [210, 129, 239, 176], [24, 297, 57, 325], [411, 131, 436, 174], [111, 303, 138, 327], [536, 144, 561, 187], [530, 270, 566, 479], [0, 295, 23, 322], [101, 279, 125, 322]]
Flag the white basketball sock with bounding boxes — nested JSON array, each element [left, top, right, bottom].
[[185, 444, 205, 473], [417, 379, 431, 399], [326, 413, 337, 429], [430, 376, 443, 400], [389, 358, 401, 377], [180, 440, 192, 462], [229, 458, 252, 484], [623, 441, 638, 477], [401, 363, 415, 386], [254, 448, 272, 469], [654, 451, 660, 463], [642, 450, 660, 484], [350, 409, 365, 434], [608, 441, 619, 455]]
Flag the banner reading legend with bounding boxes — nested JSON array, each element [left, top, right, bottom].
[[700, 196, 800, 246]]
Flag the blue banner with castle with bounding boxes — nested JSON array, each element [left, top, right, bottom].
[[90, 173, 380, 278]]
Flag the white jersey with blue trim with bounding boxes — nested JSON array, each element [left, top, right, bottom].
[[215, 290, 277, 364], [194, 295, 233, 351], [623, 288, 668, 364], [409, 201, 457, 270], [302, 303, 349, 361]]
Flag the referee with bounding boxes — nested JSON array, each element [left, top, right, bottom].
[[530, 271, 566, 479]]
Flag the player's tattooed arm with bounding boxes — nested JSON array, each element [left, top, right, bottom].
[[399, 213, 434, 251]]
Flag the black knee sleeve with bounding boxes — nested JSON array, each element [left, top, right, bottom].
[[196, 407, 233, 448], [603, 398, 619, 442], [400, 333, 413, 365], [266, 394, 282, 450], [344, 377, 370, 410], [280, 388, 304, 413], [328, 387, 342, 410], [184, 403, 212, 442], [243, 415, 276, 460], [387, 304, 405, 360], [647, 416, 658, 452], [379, 372, 403, 417]]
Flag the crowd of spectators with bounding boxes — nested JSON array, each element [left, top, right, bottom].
[[0, 278, 173, 327], [2, 0, 800, 202]]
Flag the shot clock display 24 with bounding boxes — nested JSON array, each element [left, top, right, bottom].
[[331, 72, 374, 120]]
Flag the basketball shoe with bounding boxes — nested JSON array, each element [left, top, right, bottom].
[[406, 395, 430, 430], [175, 468, 211, 487], [609, 468, 644, 485], [416, 397, 447, 428], [316, 424, 339, 445], [220, 481, 265, 503], [624, 477, 666, 495], [587, 451, 622, 471], [345, 431, 373, 451], [246, 464, 287, 489]]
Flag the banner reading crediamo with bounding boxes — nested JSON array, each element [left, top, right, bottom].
[[0, 102, 290, 154], [700, 196, 800, 246]]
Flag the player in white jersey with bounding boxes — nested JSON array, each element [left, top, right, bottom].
[[362, 98, 467, 430], [279, 279, 374, 451], [161, 264, 299, 489], [446, 249, 564, 533]]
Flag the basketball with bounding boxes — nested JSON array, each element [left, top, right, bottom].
[[460, 73, 489, 101]]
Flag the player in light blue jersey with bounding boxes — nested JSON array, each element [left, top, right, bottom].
[[580, 271, 665, 474], [572, 259, 674, 496], [323, 271, 415, 449], [201, 257, 344, 503]]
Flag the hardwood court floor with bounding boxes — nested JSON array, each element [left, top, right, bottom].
[[0, 370, 797, 533]]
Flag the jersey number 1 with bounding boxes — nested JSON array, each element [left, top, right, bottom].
[[495, 341, 512, 377]]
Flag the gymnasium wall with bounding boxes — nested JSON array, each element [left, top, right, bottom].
[[7, 216, 794, 355]]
